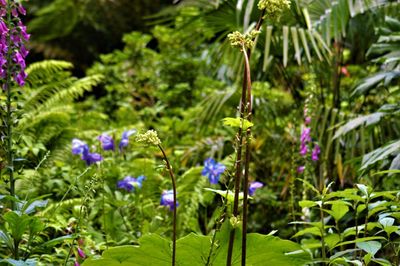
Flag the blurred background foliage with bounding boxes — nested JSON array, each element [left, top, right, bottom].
[[1, 0, 400, 264]]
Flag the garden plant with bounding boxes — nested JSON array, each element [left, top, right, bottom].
[[1, 0, 400, 265]]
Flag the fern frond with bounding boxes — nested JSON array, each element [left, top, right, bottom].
[[25, 60, 73, 85]]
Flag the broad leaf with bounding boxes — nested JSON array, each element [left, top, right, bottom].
[[222, 117, 253, 130], [356, 241, 381, 257]]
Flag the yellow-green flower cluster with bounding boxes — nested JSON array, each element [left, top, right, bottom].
[[136, 130, 161, 146], [228, 30, 261, 50], [257, 0, 291, 20]]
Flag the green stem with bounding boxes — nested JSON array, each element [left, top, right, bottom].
[[320, 205, 326, 264], [158, 144, 177, 266]]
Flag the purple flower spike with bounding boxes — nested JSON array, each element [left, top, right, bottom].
[[117, 175, 145, 192], [98, 133, 115, 151], [0, 2, 29, 88], [72, 139, 89, 155], [312, 144, 321, 161], [249, 181, 264, 196], [74, 261, 80, 266], [160, 190, 178, 211], [77, 247, 86, 259], [119, 129, 137, 151], [17, 5, 26, 16], [297, 166, 305, 173], [201, 158, 226, 184]]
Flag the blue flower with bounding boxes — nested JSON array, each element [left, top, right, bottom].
[[72, 138, 103, 165], [81, 152, 103, 166], [249, 181, 264, 196], [160, 190, 178, 211], [201, 158, 226, 184], [98, 133, 115, 151], [119, 129, 137, 151], [72, 138, 89, 155], [117, 175, 145, 192]]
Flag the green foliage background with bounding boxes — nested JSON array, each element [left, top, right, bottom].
[[1, 0, 400, 265]]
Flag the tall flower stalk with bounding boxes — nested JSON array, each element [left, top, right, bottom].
[[226, 24, 262, 266], [226, 1, 289, 265], [0, 0, 29, 210], [136, 130, 177, 266]]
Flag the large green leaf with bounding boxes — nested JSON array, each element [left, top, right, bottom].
[[333, 112, 385, 139], [361, 140, 400, 170], [83, 223, 310, 266]]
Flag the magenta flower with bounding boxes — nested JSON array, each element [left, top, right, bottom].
[[300, 143, 308, 156], [74, 261, 80, 266], [311, 144, 321, 161], [297, 166, 305, 173], [77, 247, 86, 259], [201, 158, 226, 184], [160, 190, 178, 211], [0, 1, 29, 89], [305, 116, 311, 125], [117, 175, 145, 192], [249, 181, 264, 196], [300, 127, 311, 143]]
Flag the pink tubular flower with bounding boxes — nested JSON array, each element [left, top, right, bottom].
[[0, 1, 29, 89], [297, 166, 305, 173], [311, 144, 321, 161], [74, 261, 80, 266], [77, 247, 86, 258]]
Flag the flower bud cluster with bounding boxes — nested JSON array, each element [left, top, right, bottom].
[[136, 130, 161, 146], [0, 0, 29, 88], [228, 30, 260, 51], [257, 0, 291, 20]]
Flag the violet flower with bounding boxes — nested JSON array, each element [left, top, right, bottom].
[[160, 190, 178, 211], [98, 133, 114, 151], [117, 175, 145, 192], [72, 138, 103, 165], [72, 138, 89, 155], [119, 129, 137, 151], [201, 158, 226, 184], [81, 152, 103, 166], [249, 181, 264, 196]]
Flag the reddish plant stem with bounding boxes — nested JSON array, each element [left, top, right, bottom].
[[226, 8, 265, 265], [158, 144, 177, 266], [241, 46, 252, 266]]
